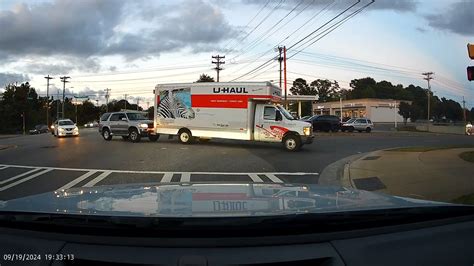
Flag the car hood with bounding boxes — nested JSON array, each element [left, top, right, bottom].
[[58, 125, 76, 129], [0, 183, 452, 217]]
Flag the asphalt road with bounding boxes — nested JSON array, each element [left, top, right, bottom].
[[0, 128, 473, 200]]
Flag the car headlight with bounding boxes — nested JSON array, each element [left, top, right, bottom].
[[51, 125, 55, 129], [59, 128, 65, 132], [139, 123, 148, 128], [303, 126, 312, 136]]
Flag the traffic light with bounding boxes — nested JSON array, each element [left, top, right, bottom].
[[468, 44, 474, 60], [468, 66, 474, 81]]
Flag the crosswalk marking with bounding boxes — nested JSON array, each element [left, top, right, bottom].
[[0, 168, 41, 185], [0, 166, 8, 170], [265, 174, 283, 183], [56, 171, 98, 191], [161, 173, 173, 182], [83, 171, 112, 187], [248, 174, 263, 182], [181, 172, 191, 182], [0, 169, 53, 191]]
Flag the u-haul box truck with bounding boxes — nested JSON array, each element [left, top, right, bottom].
[[153, 82, 313, 151]]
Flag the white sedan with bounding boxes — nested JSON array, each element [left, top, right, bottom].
[[52, 119, 79, 137]]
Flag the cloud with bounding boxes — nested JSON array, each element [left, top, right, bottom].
[[416, 27, 427, 33], [243, 0, 418, 12], [424, 1, 474, 36], [0, 72, 30, 87], [0, 0, 236, 64]]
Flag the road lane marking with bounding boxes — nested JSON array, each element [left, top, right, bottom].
[[180, 172, 191, 182], [0, 166, 8, 170], [161, 173, 173, 183], [56, 171, 98, 191], [83, 171, 112, 187], [0, 164, 319, 176], [0, 168, 41, 185], [265, 174, 283, 183], [248, 174, 263, 182], [0, 169, 53, 191]]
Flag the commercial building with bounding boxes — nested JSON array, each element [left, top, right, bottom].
[[312, 98, 411, 123]]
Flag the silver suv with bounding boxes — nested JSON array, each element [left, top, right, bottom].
[[98, 111, 158, 142], [341, 118, 374, 133]]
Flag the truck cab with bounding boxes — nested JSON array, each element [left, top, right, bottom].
[[254, 103, 313, 151]]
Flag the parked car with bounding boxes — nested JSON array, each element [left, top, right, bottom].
[[341, 118, 374, 133], [29, 124, 49, 134], [304, 115, 341, 132], [99, 111, 156, 143], [52, 119, 79, 137]]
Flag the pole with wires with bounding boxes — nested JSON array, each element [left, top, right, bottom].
[[60, 76, 70, 119], [422, 72, 434, 122], [284, 46, 287, 109], [212, 55, 225, 82], [44, 75, 53, 126], [277, 46, 283, 90], [104, 88, 111, 112]]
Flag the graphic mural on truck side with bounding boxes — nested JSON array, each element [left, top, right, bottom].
[[157, 88, 195, 119], [256, 125, 289, 140]]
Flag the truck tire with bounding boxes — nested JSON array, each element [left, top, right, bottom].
[[283, 134, 301, 152], [149, 134, 159, 142], [129, 128, 141, 143], [178, 129, 193, 144], [102, 128, 112, 141]]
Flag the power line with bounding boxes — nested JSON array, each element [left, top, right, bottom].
[[422, 72, 434, 121]]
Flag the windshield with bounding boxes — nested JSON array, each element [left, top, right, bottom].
[[276, 106, 294, 120], [127, 113, 148, 120], [58, 120, 74, 126], [0, 0, 473, 232]]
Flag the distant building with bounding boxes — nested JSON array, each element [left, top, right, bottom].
[[312, 98, 411, 123]]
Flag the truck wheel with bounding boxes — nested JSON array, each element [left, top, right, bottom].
[[122, 136, 129, 141], [149, 134, 159, 142], [178, 129, 194, 144], [283, 134, 301, 152], [129, 128, 141, 143], [366, 127, 372, 133], [102, 128, 112, 141]]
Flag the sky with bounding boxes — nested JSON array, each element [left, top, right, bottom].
[[0, 0, 473, 108]]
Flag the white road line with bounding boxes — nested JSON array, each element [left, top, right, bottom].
[[265, 174, 283, 183], [181, 172, 191, 182], [0, 169, 53, 191], [0, 166, 8, 170], [0, 164, 319, 176], [83, 171, 112, 187], [0, 168, 41, 185], [248, 174, 263, 182], [56, 171, 97, 191], [161, 173, 173, 183]]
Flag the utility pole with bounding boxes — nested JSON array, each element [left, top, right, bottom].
[[462, 96, 466, 124], [60, 76, 70, 119], [277, 46, 283, 92], [124, 94, 128, 109], [422, 72, 434, 122], [44, 75, 53, 126], [56, 89, 60, 120], [212, 55, 225, 82], [104, 88, 111, 112], [283, 46, 287, 108]]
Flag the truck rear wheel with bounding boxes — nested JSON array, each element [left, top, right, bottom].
[[178, 129, 193, 144], [283, 134, 301, 152]]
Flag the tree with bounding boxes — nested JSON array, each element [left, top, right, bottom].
[[196, 74, 215, 82], [290, 78, 315, 95], [398, 102, 411, 125], [310, 79, 340, 102]]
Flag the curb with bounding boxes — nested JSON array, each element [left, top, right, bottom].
[[319, 152, 369, 187]]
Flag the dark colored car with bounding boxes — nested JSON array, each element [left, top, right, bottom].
[[304, 115, 341, 132], [29, 124, 49, 134]]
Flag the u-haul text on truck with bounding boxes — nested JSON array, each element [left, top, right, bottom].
[[153, 82, 313, 151]]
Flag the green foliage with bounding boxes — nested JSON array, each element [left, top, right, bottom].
[[196, 74, 215, 82]]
